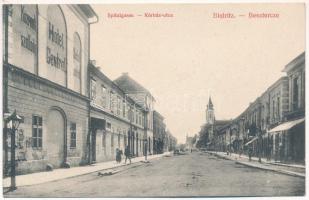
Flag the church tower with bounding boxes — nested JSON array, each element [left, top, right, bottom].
[[206, 96, 215, 125]]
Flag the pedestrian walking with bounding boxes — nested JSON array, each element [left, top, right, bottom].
[[116, 148, 123, 164], [124, 145, 131, 164]]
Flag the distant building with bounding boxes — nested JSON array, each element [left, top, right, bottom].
[[197, 97, 231, 150], [214, 52, 305, 163], [185, 135, 194, 150], [153, 110, 166, 154]]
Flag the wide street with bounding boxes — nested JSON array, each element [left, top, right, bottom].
[[4, 152, 305, 197]]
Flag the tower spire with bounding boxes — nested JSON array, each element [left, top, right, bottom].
[[207, 96, 214, 110], [206, 96, 215, 124]]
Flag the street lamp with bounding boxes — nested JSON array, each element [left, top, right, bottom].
[[4, 110, 23, 191]]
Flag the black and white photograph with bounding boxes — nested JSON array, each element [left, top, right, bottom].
[[1, 1, 307, 198]]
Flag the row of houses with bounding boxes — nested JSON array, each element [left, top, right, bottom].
[[214, 52, 305, 163], [2, 4, 177, 176]]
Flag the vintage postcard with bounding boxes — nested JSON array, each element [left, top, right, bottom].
[[1, 1, 306, 198]]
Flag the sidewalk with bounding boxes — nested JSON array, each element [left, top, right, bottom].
[[206, 151, 305, 178], [3, 152, 171, 188]]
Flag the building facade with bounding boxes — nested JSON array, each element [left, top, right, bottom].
[[269, 52, 305, 162], [3, 4, 98, 175], [153, 111, 166, 154], [114, 73, 155, 154], [211, 52, 305, 163], [89, 64, 147, 163]]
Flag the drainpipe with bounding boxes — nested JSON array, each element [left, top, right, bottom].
[[86, 10, 98, 165]]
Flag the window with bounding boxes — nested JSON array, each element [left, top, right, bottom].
[[118, 133, 120, 147], [90, 78, 96, 100], [117, 96, 121, 115], [293, 77, 299, 110], [277, 97, 280, 120], [70, 123, 77, 148], [272, 100, 275, 121], [123, 100, 126, 118], [106, 122, 111, 130], [32, 115, 42, 148], [101, 85, 107, 108], [110, 91, 115, 113]]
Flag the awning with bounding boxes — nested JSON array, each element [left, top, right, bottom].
[[267, 118, 305, 133], [244, 137, 258, 146]]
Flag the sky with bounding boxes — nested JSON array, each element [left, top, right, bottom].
[[90, 3, 305, 143]]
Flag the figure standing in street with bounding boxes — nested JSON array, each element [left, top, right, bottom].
[[116, 148, 123, 164], [125, 145, 131, 164]]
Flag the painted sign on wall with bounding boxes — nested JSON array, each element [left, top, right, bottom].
[[8, 5, 38, 73], [46, 5, 67, 86]]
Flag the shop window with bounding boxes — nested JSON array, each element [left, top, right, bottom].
[[70, 123, 77, 148], [32, 115, 42, 148]]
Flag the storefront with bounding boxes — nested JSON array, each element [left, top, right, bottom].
[[267, 118, 305, 163]]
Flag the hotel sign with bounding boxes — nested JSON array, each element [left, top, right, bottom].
[[44, 5, 67, 86], [46, 5, 67, 72]]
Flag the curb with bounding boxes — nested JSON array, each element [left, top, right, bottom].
[[4, 153, 170, 188], [235, 161, 305, 178], [207, 151, 305, 178]]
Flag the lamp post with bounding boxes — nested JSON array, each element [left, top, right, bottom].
[[4, 110, 23, 191]]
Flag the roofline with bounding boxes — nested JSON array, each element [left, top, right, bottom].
[[89, 63, 145, 111], [77, 5, 99, 24], [153, 110, 164, 120], [282, 51, 305, 73]]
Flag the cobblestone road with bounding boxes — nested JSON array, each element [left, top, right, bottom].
[[4, 151, 305, 197]]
